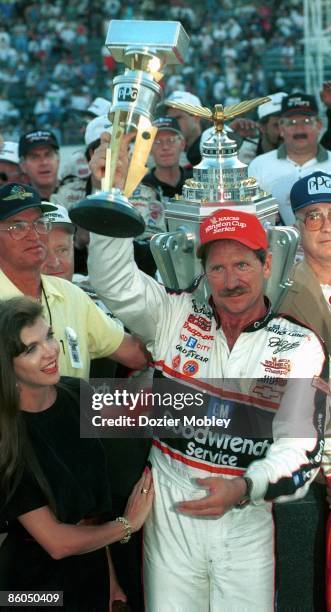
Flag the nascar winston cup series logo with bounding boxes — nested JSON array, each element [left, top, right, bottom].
[[205, 215, 247, 236]]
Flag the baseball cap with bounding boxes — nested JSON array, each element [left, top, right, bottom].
[[19, 130, 59, 157], [85, 114, 112, 149], [87, 97, 111, 117], [281, 93, 318, 117], [197, 209, 268, 257], [0, 183, 57, 220], [152, 117, 182, 135], [164, 90, 202, 108], [290, 171, 331, 212], [257, 92, 288, 120], [43, 203, 74, 232], [0, 141, 19, 165]]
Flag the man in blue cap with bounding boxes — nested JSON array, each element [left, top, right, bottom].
[[277, 169, 331, 611], [279, 170, 331, 351]]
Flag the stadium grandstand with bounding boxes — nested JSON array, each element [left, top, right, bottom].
[[0, 0, 324, 145]]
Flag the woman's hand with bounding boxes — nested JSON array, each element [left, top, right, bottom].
[[124, 467, 154, 532]]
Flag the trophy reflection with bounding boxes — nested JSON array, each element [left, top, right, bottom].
[[69, 20, 189, 237]]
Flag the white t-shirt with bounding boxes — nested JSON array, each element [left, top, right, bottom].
[[248, 145, 331, 225]]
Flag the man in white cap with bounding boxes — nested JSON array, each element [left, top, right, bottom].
[[238, 92, 288, 164], [163, 90, 204, 166], [86, 96, 111, 119], [163, 89, 263, 166], [41, 204, 75, 282], [0, 141, 27, 186]]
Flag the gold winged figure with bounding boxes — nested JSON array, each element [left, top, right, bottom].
[[166, 96, 270, 132]]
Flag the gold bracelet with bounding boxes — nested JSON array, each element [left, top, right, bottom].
[[116, 516, 132, 544]]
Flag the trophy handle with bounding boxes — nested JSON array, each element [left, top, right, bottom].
[[264, 226, 299, 311], [101, 148, 112, 193], [150, 229, 195, 290], [124, 123, 158, 197], [150, 232, 181, 289]]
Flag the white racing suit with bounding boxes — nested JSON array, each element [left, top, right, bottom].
[[88, 235, 328, 612]]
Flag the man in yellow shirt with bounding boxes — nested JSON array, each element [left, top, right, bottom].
[[0, 182, 148, 378]]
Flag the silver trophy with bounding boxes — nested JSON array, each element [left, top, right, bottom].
[[150, 99, 299, 309], [70, 20, 189, 237]]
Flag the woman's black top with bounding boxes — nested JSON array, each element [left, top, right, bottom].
[[0, 377, 112, 611]]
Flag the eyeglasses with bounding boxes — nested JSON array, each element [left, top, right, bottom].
[[281, 117, 317, 127], [297, 209, 331, 231], [0, 218, 52, 240], [153, 136, 180, 146]]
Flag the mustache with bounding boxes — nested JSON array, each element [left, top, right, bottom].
[[293, 133, 308, 140], [220, 287, 248, 297]]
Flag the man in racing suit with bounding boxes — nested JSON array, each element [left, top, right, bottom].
[[88, 142, 328, 611]]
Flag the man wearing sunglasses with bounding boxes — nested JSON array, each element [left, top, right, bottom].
[[248, 93, 331, 226]]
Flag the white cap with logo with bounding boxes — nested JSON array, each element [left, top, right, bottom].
[[43, 203, 75, 233], [85, 114, 112, 148], [0, 141, 19, 165], [257, 92, 288, 120], [87, 97, 111, 117], [164, 90, 202, 108]]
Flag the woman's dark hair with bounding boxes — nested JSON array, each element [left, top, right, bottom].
[[198, 241, 268, 269], [0, 297, 55, 511]]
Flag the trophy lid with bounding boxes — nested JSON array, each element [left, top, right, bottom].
[[106, 20, 189, 65]]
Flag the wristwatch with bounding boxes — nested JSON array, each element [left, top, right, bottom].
[[236, 475, 253, 508], [116, 516, 132, 544]]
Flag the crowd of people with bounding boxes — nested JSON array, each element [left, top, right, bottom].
[[1, 0, 306, 144], [0, 79, 330, 610], [1, 3, 331, 612]]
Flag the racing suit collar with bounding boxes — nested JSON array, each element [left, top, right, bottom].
[[209, 296, 274, 332]]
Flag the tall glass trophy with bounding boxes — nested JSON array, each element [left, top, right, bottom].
[[69, 20, 189, 237]]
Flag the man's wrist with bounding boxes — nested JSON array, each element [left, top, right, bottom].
[[236, 476, 253, 508]]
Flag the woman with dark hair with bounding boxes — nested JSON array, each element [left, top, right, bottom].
[[0, 296, 153, 611]]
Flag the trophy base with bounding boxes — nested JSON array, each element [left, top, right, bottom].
[[69, 190, 146, 238]]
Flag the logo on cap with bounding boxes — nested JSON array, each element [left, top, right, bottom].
[[307, 174, 331, 194], [205, 215, 247, 234], [27, 131, 52, 142], [288, 97, 310, 108], [46, 212, 64, 222], [3, 185, 34, 201]]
